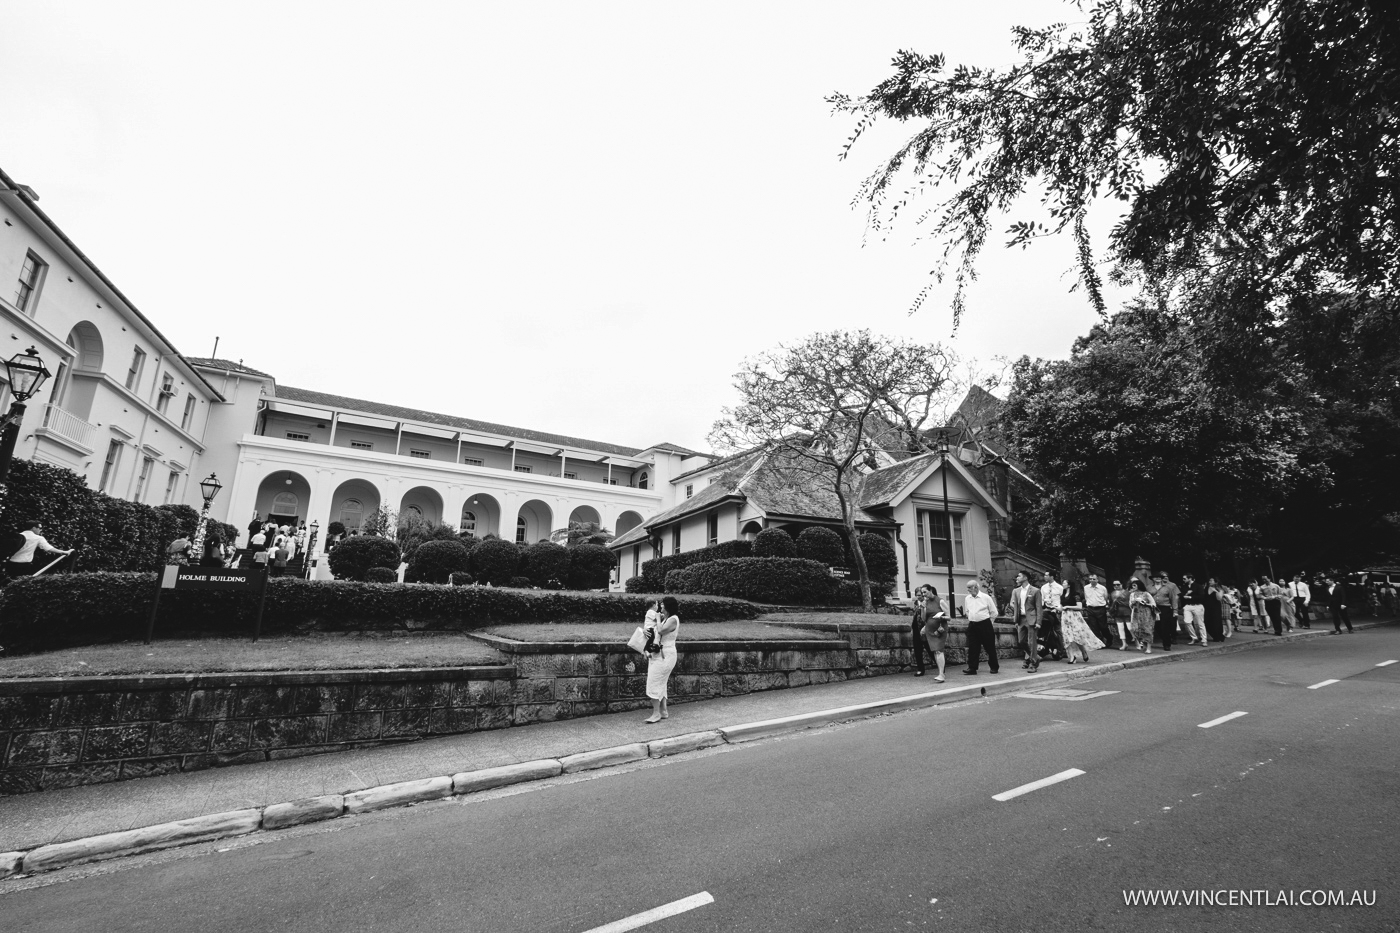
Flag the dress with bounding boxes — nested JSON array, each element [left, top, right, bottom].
[[1059, 604, 1105, 652], [645, 614, 680, 700], [1128, 591, 1157, 643], [1203, 589, 1225, 641]]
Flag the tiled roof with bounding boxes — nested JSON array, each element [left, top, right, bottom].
[[672, 446, 759, 483], [187, 357, 274, 379], [738, 448, 885, 523], [647, 441, 711, 458], [273, 385, 647, 458], [858, 453, 939, 508]]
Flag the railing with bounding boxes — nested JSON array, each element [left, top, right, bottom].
[[42, 404, 98, 450]]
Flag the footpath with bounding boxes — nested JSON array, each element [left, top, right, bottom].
[[1, 619, 1392, 878]]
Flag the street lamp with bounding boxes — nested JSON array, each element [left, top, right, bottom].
[[304, 519, 319, 579], [0, 346, 52, 488], [190, 472, 223, 561], [938, 430, 956, 618]]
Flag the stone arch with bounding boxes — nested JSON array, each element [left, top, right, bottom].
[[331, 478, 381, 532], [67, 321, 104, 371], [616, 510, 644, 538], [460, 492, 501, 538], [568, 504, 602, 526], [400, 485, 444, 525], [255, 470, 313, 526], [515, 499, 553, 544]]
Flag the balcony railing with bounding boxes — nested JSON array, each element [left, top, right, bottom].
[[42, 404, 98, 450]]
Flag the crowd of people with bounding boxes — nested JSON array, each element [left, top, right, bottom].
[[164, 516, 311, 577]]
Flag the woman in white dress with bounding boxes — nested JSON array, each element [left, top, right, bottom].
[[1059, 580, 1105, 663], [644, 595, 681, 723]]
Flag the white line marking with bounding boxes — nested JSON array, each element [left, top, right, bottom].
[[1198, 711, 1248, 729], [993, 768, 1086, 801], [1307, 679, 1340, 690], [1377, 660, 1398, 667], [580, 892, 715, 933]]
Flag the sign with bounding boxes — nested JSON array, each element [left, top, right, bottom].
[[167, 567, 267, 590], [828, 566, 852, 579]]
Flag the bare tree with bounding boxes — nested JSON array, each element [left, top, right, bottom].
[[709, 330, 958, 611]]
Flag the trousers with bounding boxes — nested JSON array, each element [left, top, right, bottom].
[[1330, 605, 1352, 633], [964, 619, 999, 673], [1156, 606, 1177, 648], [1293, 597, 1311, 627], [911, 617, 931, 673]]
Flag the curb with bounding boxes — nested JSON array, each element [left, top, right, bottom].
[[2, 619, 1390, 880]]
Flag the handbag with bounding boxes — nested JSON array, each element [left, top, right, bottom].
[[627, 626, 649, 655]]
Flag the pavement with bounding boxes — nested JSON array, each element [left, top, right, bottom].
[[0, 617, 1391, 862]]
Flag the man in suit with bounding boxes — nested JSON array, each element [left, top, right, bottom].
[[1324, 576, 1353, 633], [1010, 570, 1043, 671]]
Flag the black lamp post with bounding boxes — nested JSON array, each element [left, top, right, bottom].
[[938, 430, 956, 617], [304, 519, 319, 579], [190, 472, 223, 559], [0, 346, 52, 489]]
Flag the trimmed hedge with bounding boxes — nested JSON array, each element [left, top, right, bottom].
[[624, 575, 646, 593], [638, 539, 752, 591], [522, 541, 570, 588], [327, 535, 402, 581], [665, 568, 694, 593], [685, 557, 838, 605], [797, 526, 845, 567], [568, 543, 616, 590], [855, 533, 899, 583], [365, 567, 399, 583], [753, 527, 797, 558], [470, 538, 521, 586], [406, 539, 472, 584], [0, 573, 762, 654]]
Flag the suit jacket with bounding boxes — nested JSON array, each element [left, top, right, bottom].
[[1010, 583, 1042, 626], [1327, 582, 1348, 608]]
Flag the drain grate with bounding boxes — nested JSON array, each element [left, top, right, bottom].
[[1015, 687, 1120, 701]]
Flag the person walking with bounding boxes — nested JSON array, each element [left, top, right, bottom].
[[1180, 573, 1206, 645], [910, 585, 933, 677], [1040, 570, 1066, 661], [1324, 576, 1353, 633], [1059, 579, 1104, 664], [644, 595, 680, 723], [1247, 579, 1268, 633], [1203, 577, 1226, 642], [1109, 579, 1133, 649], [6, 520, 74, 578], [1083, 573, 1112, 647], [921, 587, 949, 683], [1260, 575, 1286, 635], [1289, 574, 1312, 629], [1150, 571, 1181, 650], [960, 580, 1001, 675], [166, 533, 192, 565], [1128, 579, 1157, 653], [200, 532, 225, 568], [1010, 570, 1043, 671]]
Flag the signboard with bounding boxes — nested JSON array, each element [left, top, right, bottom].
[[828, 566, 852, 579], [148, 566, 272, 644]]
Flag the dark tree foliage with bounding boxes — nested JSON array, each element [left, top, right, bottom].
[[832, 0, 1400, 324]]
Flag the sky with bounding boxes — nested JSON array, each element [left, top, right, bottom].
[[1, 1, 1129, 454]]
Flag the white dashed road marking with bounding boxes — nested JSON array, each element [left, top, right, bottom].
[[1198, 712, 1248, 729], [581, 892, 715, 933], [992, 768, 1086, 802], [1307, 679, 1340, 690], [1377, 660, 1398, 667]]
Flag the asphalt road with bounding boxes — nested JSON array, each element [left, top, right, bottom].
[[5, 628, 1398, 933]]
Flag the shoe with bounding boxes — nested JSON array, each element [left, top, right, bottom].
[[1117, 645, 1126, 651], [990, 668, 1000, 674], [644, 716, 662, 723], [933, 675, 944, 683], [915, 670, 925, 677], [961, 669, 978, 675], [1083, 654, 1091, 663], [1067, 657, 1077, 664]]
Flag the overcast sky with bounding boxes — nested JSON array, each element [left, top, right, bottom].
[[2, 1, 1128, 454]]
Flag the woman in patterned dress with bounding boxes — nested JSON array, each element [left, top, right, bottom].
[[1059, 580, 1105, 663], [1128, 579, 1157, 653]]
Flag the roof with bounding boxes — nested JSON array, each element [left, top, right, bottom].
[[610, 477, 748, 549], [858, 453, 940, 508], [274, 385, 648, 458], [647, 441, 711, 458], [187, 357, 274, 379], [672, 446, 759, 483]]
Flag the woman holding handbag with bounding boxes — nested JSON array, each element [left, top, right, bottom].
[[644, 596, 681, 723]]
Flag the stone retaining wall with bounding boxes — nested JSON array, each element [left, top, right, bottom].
[[0, 622, 1020, 795]]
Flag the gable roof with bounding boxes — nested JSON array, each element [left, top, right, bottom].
[[646, 441, 711, 458], [187, 357, 274, 379], [273, 385, 647, 458], [859, 450, 1008, 518]]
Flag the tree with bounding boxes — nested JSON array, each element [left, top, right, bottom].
[[831, 0, 1400, 326], [361, 504, 397, 539], [396, 514, 460, 564], [710, 330, 958, 610], [405, 538, 472, 584], [548, 521, 615, 548], [568, 543, 616, 590]]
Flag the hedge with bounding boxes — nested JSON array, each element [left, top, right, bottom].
[[568, 543, 615, 590], [638, 539, 752, 591], [522, 541, 570, 588], [855, 533, 899, 583], [0, 573, 762, 654], [0, 460, 239, 574], [753, 527, 797, 559], [471, 538, 522, 586], [797, 526, 845, 567], [327, 535, 402, 581], [365, 567, 399, 583], [406, 539, 472, 584], [685, 557, 839, 605]]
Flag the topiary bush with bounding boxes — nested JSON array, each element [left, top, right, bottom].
[[406, 539, 472, 584], [522, 541, 570, 588], [686, 557, 838, 604], [796, 526, 846, 567], [470, 538, 521, 586], [855, 533, 899, 583], [665, 568, 695, 593], [509, 576, 535, 589], [638, 538, 752, 591], [327, 521, 346, 537], [568, 543, 616, 590], [753, 527, 797, 559], [327, 535, 402, 581], [365, 567, 399, 583], [834, 579, 894, 606], [449, 570, 474, 586], [624, 575, 646, 593]]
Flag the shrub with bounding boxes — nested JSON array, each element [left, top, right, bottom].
[[0, 572, 763, 653], [686, 557, 838, 604], [522, 541, 570, 588], [365, 567, 399, 583], [665, 568, 695, 593], [327, 521, 346, 537], [327, 535, 402, 581], [624, 575, 646, 593], [470, 538, 521, 586], [449, 571, 474, 586], [406, 539, 472, 584], [834, 579, 893, 606], [753, 527, 797, 559], [638, 539, 752, 591], [796, 526, 845, 567], [397, 516, 460, 564], [856, 533, 899, 583], [509, 576, 535, 589], [568, 543, 615, 590]]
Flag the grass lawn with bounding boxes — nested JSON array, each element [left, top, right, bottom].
[[758, 610, 910, 625], [0, 634, 507, 679], [483, 621, 837, 643]]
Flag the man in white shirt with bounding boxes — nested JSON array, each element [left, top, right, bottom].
[[1083, 573, 1112, 647], [1040, 570, 1066, 660], [961, 580, 1002, 675], [7, 520, 73, 578], [1290, 575, 1312, 629]]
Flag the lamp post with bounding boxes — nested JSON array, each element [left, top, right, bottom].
[[190, 472, 223, 560], [938, 431, 956, 618], [0, 347, 52, 492], [304, 519, 319, 579]]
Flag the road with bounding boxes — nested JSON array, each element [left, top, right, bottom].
[[4, 628, 1397, 932]]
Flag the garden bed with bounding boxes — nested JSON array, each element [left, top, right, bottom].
[[482, 621, 836, 643]]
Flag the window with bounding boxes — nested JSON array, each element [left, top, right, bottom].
[[672, 526, 681, 554], [156, 374, 174, 414], [99, 440, 122, 492], [405, 504, 422, 517], [632, 545, 640, 578], [563, 472, 576, 480], [461, 510, 476, 535], [350, 440, 373, 450], [125, 347, 146, 391], [514, 465, 532, 473], [286, 432, 311, 442], [462, 457, 483, 467], [685, 484, 693, 499], [180, 394, 196, 431], [707, 512, 719, 546], [409, 449, 431, 459], [271, 492, 299, 517], [14, 251, 46, 313], [608, 479, 618, 485], [638, 471, 648, 490], [516, 516, 527, 543], [163, 470, 180, 504], [915, 509, 965, 567], [134, 456, 155, 502], [340, 498, 363, 530]]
